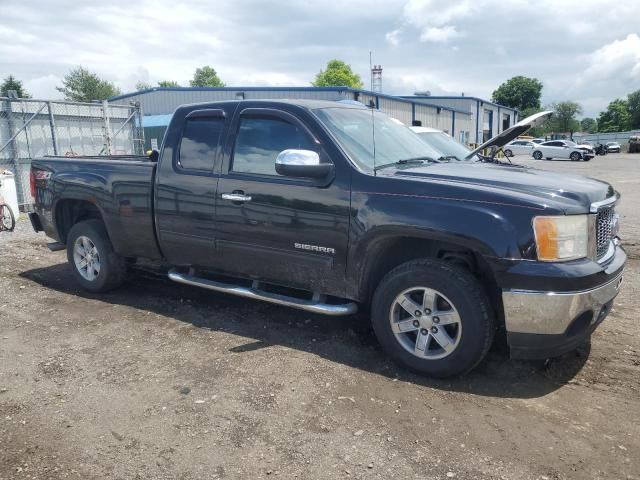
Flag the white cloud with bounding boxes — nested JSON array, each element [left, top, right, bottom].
[[402, 0, 473, 43], [583, 33, 640, 82], [419, 25, 459, 43], [24, 75, 61, 99], [385, 29, 401, 47]]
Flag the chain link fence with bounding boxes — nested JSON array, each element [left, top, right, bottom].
[[574, 129, 640, 150], [0, 98, 144, 208]]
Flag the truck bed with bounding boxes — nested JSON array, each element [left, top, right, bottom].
[[31, 155, 162, 260]]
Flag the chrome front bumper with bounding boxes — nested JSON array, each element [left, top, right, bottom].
[[502, 272, 623, 335]]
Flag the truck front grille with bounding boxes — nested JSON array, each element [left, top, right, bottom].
[[596, 206, 615, 259]]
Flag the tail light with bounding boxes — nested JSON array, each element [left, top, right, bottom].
[[30, 169, 36, 198]]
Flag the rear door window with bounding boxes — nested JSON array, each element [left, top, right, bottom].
[[178, 117, 225, 172]]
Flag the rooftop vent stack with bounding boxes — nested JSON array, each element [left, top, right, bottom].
[[371, 65, 383, 93]]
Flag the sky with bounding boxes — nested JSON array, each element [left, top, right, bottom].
[[1, 0, 639, 117]]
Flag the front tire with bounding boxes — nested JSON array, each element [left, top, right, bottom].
[[371, 259, 495, 378], [66, 220, 127, 292], [532, 150, 543, 160], [570, 151, 581, 161], [504, 149, 513, 157]]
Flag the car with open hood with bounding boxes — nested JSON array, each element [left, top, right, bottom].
[[28, 100, 625, 378]]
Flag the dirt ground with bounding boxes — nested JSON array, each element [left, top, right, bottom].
[[1, 153, 639, 480]]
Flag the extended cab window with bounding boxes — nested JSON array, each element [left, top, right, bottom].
[[178, 117, 224, 172], [232, 116, 314, 175]]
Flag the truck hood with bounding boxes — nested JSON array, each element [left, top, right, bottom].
[[390, 162, 614, 212], [466, 110, 553, 159]]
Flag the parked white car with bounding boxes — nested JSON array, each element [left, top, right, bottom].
[[531, 140, 594, 161], [409, 127, 472, 161], [531, 138, 545, 144], [503, 140, 535, 157]]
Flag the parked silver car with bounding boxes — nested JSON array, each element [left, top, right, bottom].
[[606, 141, 621, 153]]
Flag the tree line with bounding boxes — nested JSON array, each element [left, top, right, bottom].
[[1, 60, 362, 103], [0, 65, 226, 102], [492, 75, 640, 134]]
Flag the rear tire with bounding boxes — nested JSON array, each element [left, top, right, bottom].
[[66, 220, 127, 292], [370, 259, 495, 378], [504, 149, 513, 157], [532, 151, 543, 160]]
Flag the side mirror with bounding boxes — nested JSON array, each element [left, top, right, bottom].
[[275, 149, 332, 179]]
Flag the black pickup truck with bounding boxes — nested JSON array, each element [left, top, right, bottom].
[[29, 100, 625, 377]]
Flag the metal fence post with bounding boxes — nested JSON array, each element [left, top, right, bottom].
[[47, 101, 59, 155], [135, 102, 145, 155], [102, 100, 113, 155], [2, 98, 26, 205]]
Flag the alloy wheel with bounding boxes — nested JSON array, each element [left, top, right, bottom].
[[389, 287, 462, 360], [73, 236, 101, 281]]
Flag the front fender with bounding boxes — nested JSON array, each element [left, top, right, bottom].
[[346, 190, 539, 298]]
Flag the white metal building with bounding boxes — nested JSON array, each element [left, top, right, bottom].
[[109, 87, 474, 148], [401, 95, 519, 145]]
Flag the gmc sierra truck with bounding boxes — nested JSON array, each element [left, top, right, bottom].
[[29, 100, 625, 377]]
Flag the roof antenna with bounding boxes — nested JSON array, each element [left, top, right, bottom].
[[369, 51, 377, 176]]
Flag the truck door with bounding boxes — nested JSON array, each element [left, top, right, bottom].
[[154, 108, 227, 266], [213, 106, 350, 294]]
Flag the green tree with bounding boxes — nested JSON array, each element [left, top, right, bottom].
[[491, 76, 543, 111], [1, 75, 30, 98], [580, 117, 598, 133], [190, 66, 225, 87], [158, 80, 180, 87], [627, 89, 640, 129], [135, 81, 153, 91], [550, 101, 582, 133], [56, 66, 120, 102], [312, 59, 363, 88], [598, 99, 631, 132]]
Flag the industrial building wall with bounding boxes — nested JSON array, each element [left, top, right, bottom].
[[112, 88, 353, 115], [377, 97, 413, 125], [407, 97, 518, 145], [416, 97, 474, 113], [113, 87, 473, 148]]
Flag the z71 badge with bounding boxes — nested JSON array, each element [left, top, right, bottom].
[[294, 243, 336, 255]]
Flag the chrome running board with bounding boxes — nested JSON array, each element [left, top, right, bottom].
[[168, 268, 358, 316]]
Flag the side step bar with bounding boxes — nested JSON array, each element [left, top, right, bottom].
[[47, 242, 66, 252], [168, 268, 358, 316]]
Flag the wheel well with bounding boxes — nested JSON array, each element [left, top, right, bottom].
[[55, 199, 104, 244], [360, 236, 501, 321]]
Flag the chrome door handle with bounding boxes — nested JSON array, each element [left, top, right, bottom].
[[221, 193, 252, 202]]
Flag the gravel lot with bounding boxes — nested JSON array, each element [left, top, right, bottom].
[[1, 153, 639, 480]]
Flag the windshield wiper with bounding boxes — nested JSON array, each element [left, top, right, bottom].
[[374, 156, 439, 172], [437, 155, 460, 162]]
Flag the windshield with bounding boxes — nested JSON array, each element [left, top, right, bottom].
[[312, 107, 441, 171], [414, 131, 476, 161]]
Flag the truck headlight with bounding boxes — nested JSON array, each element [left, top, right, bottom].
[[533, 215, 588, 261]]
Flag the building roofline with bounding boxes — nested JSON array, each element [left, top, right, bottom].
[[109, 86, 353, 101], [109, 86, 471, 115], [399, 95, 518, 113]]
